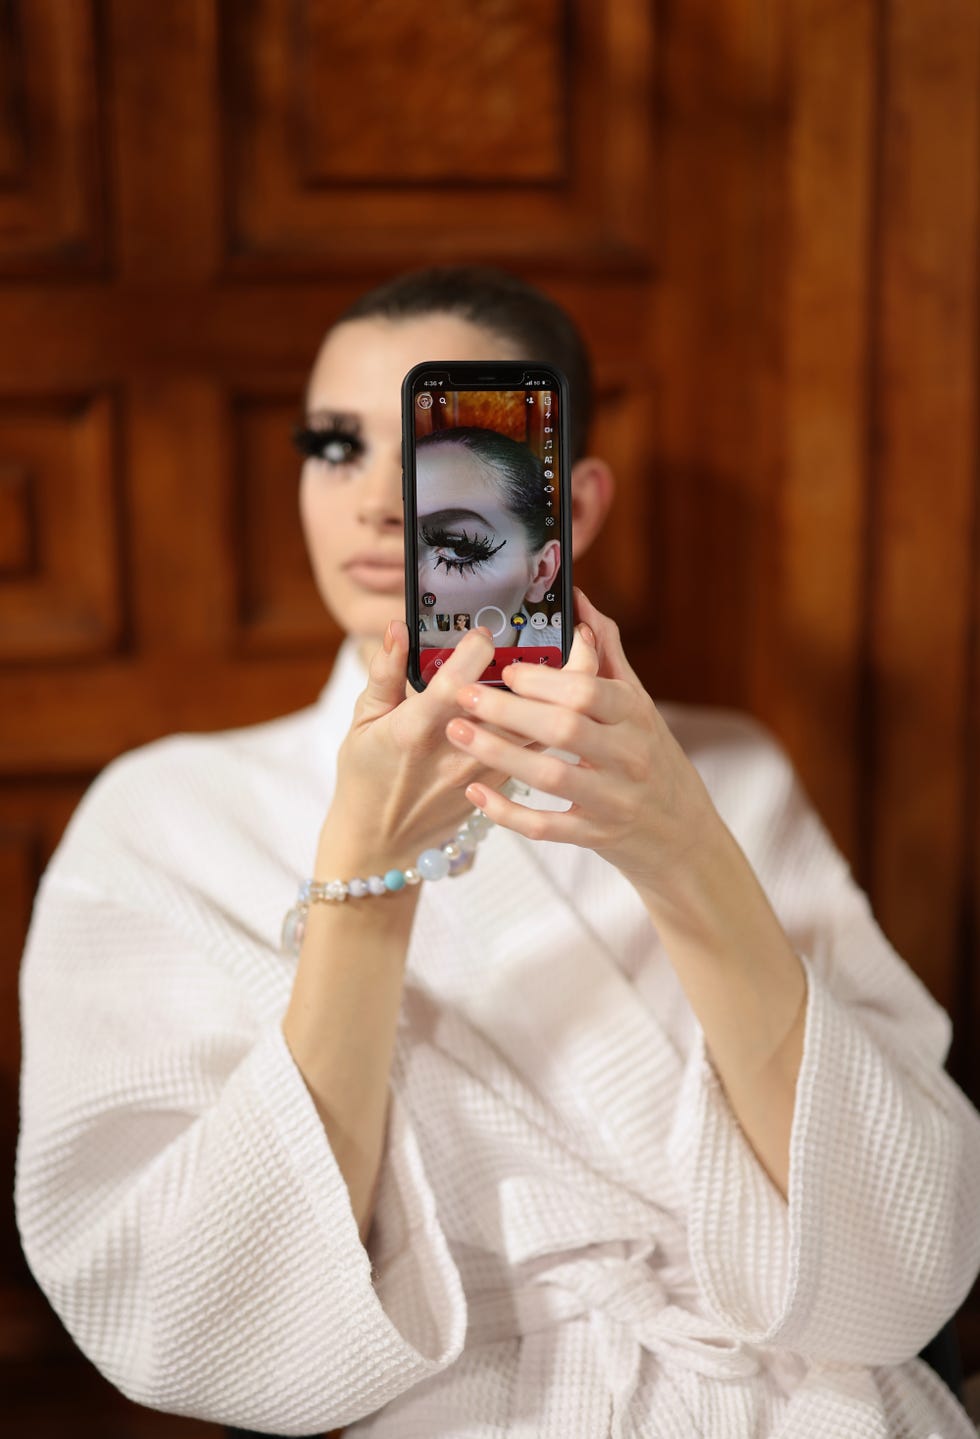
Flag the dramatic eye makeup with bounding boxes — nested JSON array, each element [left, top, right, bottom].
[[292, 412, 365, 467], [419, 524, 506, 575]]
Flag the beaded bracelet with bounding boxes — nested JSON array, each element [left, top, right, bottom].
[[280, 804, 497, 958]]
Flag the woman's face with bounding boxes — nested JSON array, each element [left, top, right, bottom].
[[416, 443, 560, 648], [300, 314, 525, 655]]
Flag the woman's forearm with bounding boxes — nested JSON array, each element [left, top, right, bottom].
[[636, 821, 807, 1202], [281, 822, 421, 1242]]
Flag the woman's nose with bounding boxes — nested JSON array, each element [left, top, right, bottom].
[[357, 454, 404, 530]]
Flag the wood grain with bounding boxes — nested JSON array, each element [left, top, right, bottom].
[[0, 0, 105, 273], [868, 0, 980, 1009], [3, 0, 980, 1402]]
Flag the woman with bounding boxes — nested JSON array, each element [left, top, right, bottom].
[[415, 426, 563, 651], [15, 266, 980, 1437]]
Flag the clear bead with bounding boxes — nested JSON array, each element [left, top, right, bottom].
[[468, 812, 491, 839], [281, 905, 306, 957], [418, 848, 451, 881], [348, 877, 369, 898], [455, 828, 478, 855], [367, 875, 387, 896]]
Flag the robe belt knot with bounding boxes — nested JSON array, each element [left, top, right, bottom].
[[467, 1247, 762, 1381]]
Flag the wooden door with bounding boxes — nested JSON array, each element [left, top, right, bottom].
[[2, 2, 979, 1429]]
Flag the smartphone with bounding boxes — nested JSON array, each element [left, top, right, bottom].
[[402, 360, 573, 691]]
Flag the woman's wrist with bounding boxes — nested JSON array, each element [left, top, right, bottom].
[[315, 797, 397, 877], [280, 801, 494, 955], [314, 810, 490, 887], [632, 815, 770, 950], [316, 785, 501, 877]]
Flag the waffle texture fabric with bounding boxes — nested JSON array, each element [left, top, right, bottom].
[[15, 639, 980, 1437]]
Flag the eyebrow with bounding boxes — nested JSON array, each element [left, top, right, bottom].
[[419, 506, 497, 529], [305, 409, 362, 429]]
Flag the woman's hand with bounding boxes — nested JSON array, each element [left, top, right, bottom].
[[444, 594, 810, 1208], [324, 619, 595, 873], [444, 588, 723, 898]]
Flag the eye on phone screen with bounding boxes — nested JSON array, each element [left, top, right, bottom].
[[402, 362, 572, 691]]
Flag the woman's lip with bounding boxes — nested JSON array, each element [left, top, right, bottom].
[[345, 562, 405, 592]]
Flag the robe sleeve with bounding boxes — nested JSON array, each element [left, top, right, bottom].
[[14, 768, 466, 1435], [666, 724, 980, 1367]]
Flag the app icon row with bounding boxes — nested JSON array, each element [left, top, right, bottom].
[[418, 611, 558, 632]]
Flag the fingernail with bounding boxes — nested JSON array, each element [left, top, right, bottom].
[[475, 626, 493, 639], [578, 622, 596, 647], [448, 719, 475, 744], [383, 622, 394, 654], [466, 784, 487, 807]]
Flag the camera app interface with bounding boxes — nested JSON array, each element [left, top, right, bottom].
[[414, 380, 563, 685]]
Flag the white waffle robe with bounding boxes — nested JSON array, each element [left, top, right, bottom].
[[15, 640, 980, 1437]]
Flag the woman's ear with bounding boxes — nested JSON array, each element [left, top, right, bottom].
[[569, 456, 615, 560], [525, 538, 562, 602]]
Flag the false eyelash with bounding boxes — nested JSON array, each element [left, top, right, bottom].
[[291, 425, 365, 466], [419, 525, 506, 575]]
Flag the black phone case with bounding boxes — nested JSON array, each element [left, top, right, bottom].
[[401, 359, 574, 692]]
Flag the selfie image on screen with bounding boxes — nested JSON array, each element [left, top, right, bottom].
[[414, 386, 563, 683]]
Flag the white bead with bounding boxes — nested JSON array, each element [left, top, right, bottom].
[[367, 875, 387, 895], [403, 867, 422, 886], [348, 877, 369, 898], [442, 842, 462, 861], [326, 880, 347, 902]]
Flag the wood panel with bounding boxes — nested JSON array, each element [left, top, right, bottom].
[[867, 0, 980, 1012], [108, 0, 220, 281], [127, 380, 235, 654], [579, 373, 662, 634], [231, 383, 346, 653], [299, 0, 566, 184], [0, 394, 123, 661], [3, 0, 980, 1408], [220, 0, 654, 271], [0, 780, 91, 1350], [763, 0, 876, 861], [0, 0, 106, 274], [653, 0, 788, 714]]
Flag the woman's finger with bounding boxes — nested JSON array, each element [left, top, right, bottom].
[[495, 660, 634, 727], [359, 618, 412, 719], [560, 619, 601, 677], [458, 622, 596, 745], [452, 678, 624, 756], [449, 718, 601, 808], [412, 626, 497, 723], [451, 725, 595, 817], [572, 588, 642, 687], [462, 781, 597, 847]]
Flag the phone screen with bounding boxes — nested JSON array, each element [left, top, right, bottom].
[[402, 361, 572, 690]]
